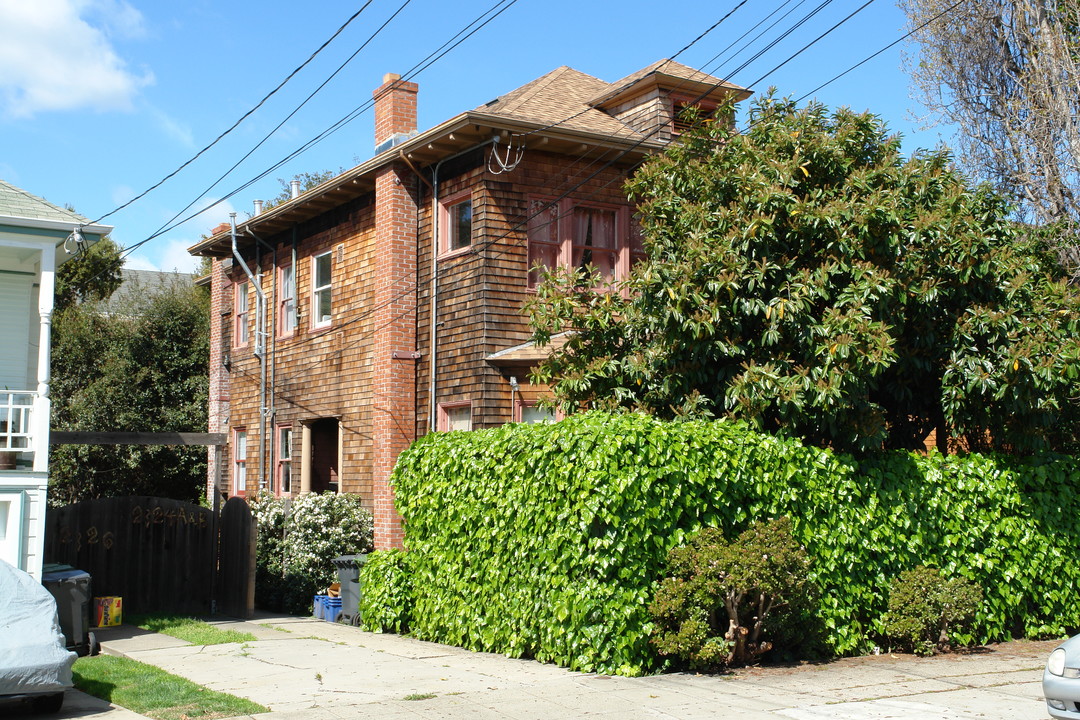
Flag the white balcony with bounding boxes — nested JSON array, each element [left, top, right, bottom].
[[0, 390, 40, 471]]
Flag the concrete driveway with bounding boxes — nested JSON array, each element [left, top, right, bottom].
[[88, 614, 1055, 720]]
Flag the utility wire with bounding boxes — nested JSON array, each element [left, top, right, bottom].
[[143, 0, 415, 245], [205, 0, 965, 376], [92, 2, 375, 226], [118, 0, 520, 261]]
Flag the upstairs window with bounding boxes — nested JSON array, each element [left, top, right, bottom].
[[672, 99, 719, 136], [440, 192, 473, 255], [527, 197, 636, 288], [527, 199, 561, 287], [572, 206, 617, 283], [279, 264, 296, 336], [312, 252, 332, 327], [234, 281, 250, 347]]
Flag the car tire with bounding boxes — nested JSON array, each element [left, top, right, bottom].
[[32, 692, 64, 714], [88, 631, 100, 657]]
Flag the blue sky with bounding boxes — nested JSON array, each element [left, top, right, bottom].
[[0, 0, 954, 273]]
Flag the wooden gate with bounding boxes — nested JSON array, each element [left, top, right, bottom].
[[44, 495, 254, 618]]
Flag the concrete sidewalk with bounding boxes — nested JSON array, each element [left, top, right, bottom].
[[92, 614, 1055, 719]]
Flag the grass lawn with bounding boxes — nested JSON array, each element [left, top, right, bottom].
[[73, 655, 267, 720], [127, 614, 258, 645]]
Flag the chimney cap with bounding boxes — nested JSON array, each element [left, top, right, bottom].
[[382, 72, 401, 84]]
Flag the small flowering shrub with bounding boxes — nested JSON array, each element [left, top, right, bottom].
[[249, 492, 374, 615], [650, 518, 814, 670], [358, 549, 415, 633], [882, 566, 982, 656]]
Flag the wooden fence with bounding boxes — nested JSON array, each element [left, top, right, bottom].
[[44, 495, 254, 618]]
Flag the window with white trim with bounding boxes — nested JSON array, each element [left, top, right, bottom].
[[279, 263, 296, 336], [276, 425, 292, 495], [312, 252, 332, 327], [517, 402, 555, 424], [437, 402, 472, 432], [234, 281, 250, 347], [439, 192, 473, 255], [233, 429, 248, 495]]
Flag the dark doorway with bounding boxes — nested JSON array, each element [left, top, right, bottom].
[[310, 418, 339, 493]]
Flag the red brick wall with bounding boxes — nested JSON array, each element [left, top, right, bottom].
[[373, 74, 418, 147], [371, 163, 419, 549]]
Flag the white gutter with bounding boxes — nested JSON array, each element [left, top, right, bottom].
[[0, 215, 112, 235]]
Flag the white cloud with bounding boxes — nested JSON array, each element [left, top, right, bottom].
[[0, 0, 153, 118], [110, 183, 134, 207], [122, 252, 158, 271], [156, 238, 201, 273], [149, 106, 195, 148]]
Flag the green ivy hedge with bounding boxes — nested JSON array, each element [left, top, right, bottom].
[[390, 412, 1080, 675]]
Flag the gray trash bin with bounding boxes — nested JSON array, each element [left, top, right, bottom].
[[41, 564, 98, 657], [331, 554, 368, 625]]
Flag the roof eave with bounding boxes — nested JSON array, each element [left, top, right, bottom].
[[189, 112, 665, 258], [591, 72, 752, 110], [0, 214, 113, 237]]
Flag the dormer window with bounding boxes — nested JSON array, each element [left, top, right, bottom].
[[672, 100, 717, 136]]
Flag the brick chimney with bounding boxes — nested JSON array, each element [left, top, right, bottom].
[[372, 72, 418, 150], [370, 72, 420, 550]]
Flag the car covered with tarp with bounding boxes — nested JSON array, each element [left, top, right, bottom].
[[0, 559, 76, 713]]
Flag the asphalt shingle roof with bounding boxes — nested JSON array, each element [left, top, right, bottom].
[[0, 179, 90, 225], [477, 66, 645, 138]]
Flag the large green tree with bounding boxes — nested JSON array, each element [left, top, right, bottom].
[[527, 96, 1080, 454], [49, 275, 210, 504], [54, 236, 123, 310]]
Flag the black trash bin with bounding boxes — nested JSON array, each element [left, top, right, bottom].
[[41, 563, 98, 657], [331, 554, 368, 625]]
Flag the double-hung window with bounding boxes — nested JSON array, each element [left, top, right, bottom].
[[312, 252, 332, 328], [279, 264, 296, 336], [571, 206, 618, 283], [234, 281, 250, 347], [527, 197, 637, 288], [233, 429, 248, 495], [276, 425, 292, 495], [439, 192, 473, 255]]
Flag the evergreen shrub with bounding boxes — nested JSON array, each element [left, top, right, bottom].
[[882, 566, 982, 655], [389, 411, 1080, 675], [249, 492, 373, 615], [358, 549, 415, 633], [650, 518, 813, 669]]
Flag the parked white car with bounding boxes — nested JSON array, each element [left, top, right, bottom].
[[0, 559, 76, 713]]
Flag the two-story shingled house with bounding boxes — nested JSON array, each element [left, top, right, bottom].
[[189, 60, 750, 548]]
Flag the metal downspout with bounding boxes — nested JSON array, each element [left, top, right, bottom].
[[427, 138, 497, 432], [230, 213, 268, 490]]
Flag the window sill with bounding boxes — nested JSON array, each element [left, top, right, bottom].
[[438, 246, 473, 262]]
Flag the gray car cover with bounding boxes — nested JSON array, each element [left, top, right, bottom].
[[0, 559, 75, 695]]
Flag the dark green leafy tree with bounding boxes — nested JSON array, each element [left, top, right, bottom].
[[49, 276, 210, 504], [54, 236, 123, 311], [527, 95, 1080, 454]]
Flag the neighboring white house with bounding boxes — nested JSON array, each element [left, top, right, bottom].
[[0, 179, 111, 580]]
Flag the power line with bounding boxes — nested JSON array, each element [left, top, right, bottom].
[[92, 3, 376, 226], [118, 0, 521, 262], [142, 0, 415, 247], [213, 0, 965, 380]]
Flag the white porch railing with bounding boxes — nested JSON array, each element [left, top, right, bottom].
[[0, 391, 36, 469]]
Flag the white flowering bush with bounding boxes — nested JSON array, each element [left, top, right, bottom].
[[249, 492, 373, 615]]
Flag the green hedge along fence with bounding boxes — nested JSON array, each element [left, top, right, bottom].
[[380, 411, 1080, 675]]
